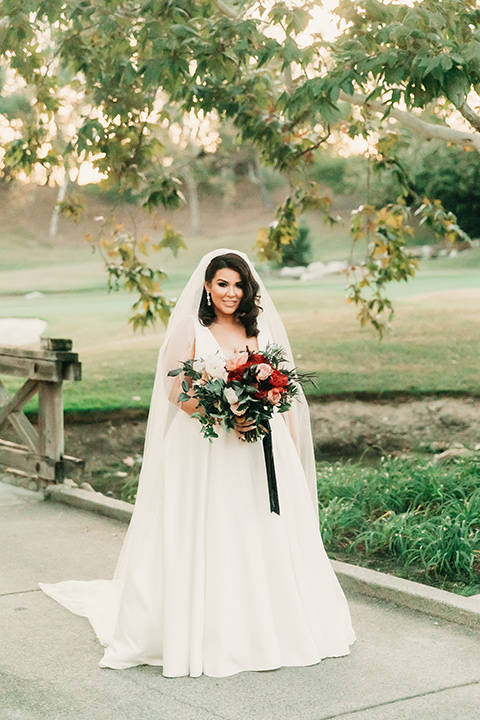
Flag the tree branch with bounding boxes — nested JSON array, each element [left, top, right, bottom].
[[339, 90, 480, 153], [284, 64, 295, 94], [216, 1, 239, 20], [458, 101, 480, 133], [292, 126, 331, 160]]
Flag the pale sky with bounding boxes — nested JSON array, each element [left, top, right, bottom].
[[309, 0, 343, 40]]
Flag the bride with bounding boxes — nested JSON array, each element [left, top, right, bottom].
[[40, 248, 355, 678]]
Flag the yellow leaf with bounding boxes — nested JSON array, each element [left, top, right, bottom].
[[118, 243, 133, 257], [375, 207, 388, 223], [138, 235, 150, 255], [255, 227, 268, 247], [373, 242, 387, 257]]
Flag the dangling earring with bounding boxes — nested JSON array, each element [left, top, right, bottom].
[[206, 291, 211, 307]]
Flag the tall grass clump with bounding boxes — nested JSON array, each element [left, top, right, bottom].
[[317, 455, 480, 594]]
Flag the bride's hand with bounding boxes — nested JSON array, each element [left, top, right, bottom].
[[234, 416, 257, 440]]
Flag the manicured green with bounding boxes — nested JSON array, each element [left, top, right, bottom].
[[1, 245, 480, 412]]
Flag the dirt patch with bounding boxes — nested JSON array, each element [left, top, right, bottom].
[[61, 396, 480, 497], [309, 395, 480, 458]]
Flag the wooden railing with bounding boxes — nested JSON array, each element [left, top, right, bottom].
[[0, 338, 84, 486]]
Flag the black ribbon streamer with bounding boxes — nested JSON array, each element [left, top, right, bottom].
[[262, 420, 280, 515]]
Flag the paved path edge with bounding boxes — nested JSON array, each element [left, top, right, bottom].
[[7, 478, 480, 631], [331, 560, 480, 631]]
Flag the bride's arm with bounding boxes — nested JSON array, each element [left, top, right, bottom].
[[167, 340, 201, 417], [171, 379, 200, 417]]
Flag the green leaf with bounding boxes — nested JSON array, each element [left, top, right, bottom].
[[290, 7, 311, 34]]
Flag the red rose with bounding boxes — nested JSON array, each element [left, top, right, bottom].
[[247, 353, 267, 366], [227, 369, 244, 383], [254, 389, 268, 399], [269, 369, 288, 389]]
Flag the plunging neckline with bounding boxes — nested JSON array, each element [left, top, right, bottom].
[[203, 323, 260, 359]]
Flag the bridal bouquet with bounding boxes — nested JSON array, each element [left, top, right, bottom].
[[168, 344, 304, 442]]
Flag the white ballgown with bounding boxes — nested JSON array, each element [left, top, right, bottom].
[[40, 249, 354, 678]]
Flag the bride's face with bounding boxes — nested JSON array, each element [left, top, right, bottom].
[[205, 268, 244, 317]]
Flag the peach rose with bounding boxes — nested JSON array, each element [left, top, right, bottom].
[[225, 352, 248, 372], [230, 402, 247, 416], [256, 363, 272, 381], [266, 388, 283, 405]]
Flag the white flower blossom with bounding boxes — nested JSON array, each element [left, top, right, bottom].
[[204, 355, 227, 380], [193, 359, 205, 373], [224, 387, 239, 405]]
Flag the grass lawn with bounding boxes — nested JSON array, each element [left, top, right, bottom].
[[1, 216, 480, 412], [3, 189, 479, 599]]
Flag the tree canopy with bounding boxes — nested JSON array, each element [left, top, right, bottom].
[[1, 0, 478, 332]]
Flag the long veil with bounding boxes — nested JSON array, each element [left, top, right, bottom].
[[118, 247, 318, 584], [40, 248, 320, 654]]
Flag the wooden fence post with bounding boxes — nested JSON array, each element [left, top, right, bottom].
[[0, 337, 83, 486], [38, 382, 65, 463]]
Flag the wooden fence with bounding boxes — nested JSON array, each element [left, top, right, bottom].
[[0, 338, 84, 485]]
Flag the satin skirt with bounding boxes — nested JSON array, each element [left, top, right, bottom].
[[40, 411, 354, 677]]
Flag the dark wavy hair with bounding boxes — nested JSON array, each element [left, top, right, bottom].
[[199, 253, 262, 337]]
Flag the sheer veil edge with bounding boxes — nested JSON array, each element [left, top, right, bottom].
[[114, 248, 318, 585]]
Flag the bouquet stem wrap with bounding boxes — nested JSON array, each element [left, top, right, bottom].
[[262, 420, 280, 515]]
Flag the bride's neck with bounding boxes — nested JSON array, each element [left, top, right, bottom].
[[212, 315, 243, 329]]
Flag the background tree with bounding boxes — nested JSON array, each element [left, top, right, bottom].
[[0, 0, 478, 332], [369, 131, 480, 239]]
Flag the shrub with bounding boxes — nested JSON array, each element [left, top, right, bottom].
[[317, 455, 480, 590], [279, 222, 312, 267], [120, 475, 139, 504]]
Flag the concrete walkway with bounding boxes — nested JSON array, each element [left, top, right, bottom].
[[1, 481, 480, 720]]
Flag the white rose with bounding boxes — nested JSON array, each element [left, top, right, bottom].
[[224, 387, 239, 405], [204, 355, 227, 380], [193, 359, 205, 373]]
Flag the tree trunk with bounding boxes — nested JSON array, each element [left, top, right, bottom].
[[248, 155, 273, 210], [183, 168, 200, 236], [49, 170, 69, 238]]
